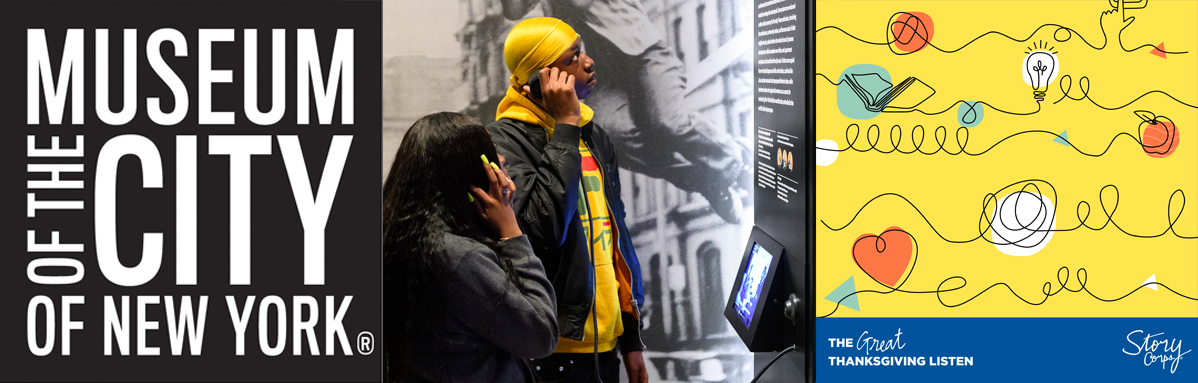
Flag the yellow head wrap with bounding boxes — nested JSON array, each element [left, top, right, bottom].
[[496, 17, 594, 136]]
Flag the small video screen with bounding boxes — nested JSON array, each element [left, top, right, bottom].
[[735, 242, 774, 327]]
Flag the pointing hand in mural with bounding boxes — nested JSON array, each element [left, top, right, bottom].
[[1099, 0, 1137, 46], [1097, 0, 1174, 55]]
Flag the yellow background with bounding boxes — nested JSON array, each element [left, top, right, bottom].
[[815, 0, 1198, 317]]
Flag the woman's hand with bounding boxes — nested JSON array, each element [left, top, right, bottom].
[[470, 155, 522, 240]]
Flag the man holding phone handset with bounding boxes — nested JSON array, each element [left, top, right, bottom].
[[487, 17, 649, 383]]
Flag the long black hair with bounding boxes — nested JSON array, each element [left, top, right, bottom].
[[382, 112, 506, 381]]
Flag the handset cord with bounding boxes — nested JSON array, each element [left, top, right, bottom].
[[750, 345, 797, 383]]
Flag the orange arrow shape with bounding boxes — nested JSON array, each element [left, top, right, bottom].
[[1152, 43, 1167, 59]]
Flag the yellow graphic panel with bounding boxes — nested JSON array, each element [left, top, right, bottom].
[[815, 0, 1198, 317]]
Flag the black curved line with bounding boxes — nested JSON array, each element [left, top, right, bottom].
[[820, 181, 1195, 242], [817, 11, 1188, 55], [1054, 75, 1198, 109], [818, 124, 1145, 157], [819, 265, 1197, 318]]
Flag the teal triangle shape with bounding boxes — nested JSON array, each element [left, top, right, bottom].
[[824, 276, 860, 311], [1052, 131, 1070, 146]]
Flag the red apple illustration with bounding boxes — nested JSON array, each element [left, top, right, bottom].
[[1136, 110, 1179, 158]]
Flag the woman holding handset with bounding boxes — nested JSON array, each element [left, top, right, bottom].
[[383, 112, 558, 382]]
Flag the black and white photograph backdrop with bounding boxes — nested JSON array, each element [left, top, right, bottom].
[[384, 1, 757, 381]]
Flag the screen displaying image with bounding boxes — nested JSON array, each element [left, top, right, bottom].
[[735, 243, 774, 327]]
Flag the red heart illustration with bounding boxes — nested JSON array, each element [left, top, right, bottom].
[[852, 227, 916, 288]]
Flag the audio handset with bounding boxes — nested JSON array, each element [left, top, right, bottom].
[[525, 69, 545, 99]]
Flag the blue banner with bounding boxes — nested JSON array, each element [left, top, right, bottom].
[[817, 318, 1198, 382]]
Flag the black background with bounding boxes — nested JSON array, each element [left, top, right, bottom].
[[752, 0, 814, 382], [0, 1, 381, 381]]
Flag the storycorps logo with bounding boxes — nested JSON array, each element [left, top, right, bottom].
[[1124, 329, 1191, 374]]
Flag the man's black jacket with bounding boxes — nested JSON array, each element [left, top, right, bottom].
[[487, 117, 645, 353]]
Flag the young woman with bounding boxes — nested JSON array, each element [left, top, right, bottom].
[[383, 112, 558, 382]]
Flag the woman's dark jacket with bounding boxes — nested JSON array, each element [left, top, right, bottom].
[[403, 234, 558, 382]]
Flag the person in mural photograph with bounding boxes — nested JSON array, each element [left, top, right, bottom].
[[486, 17, 650, 383], [382, 112, 559, 383], [501, 0, 748, 224]]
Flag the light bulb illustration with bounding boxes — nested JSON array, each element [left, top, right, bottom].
[[1022, 48, 1059, 101]]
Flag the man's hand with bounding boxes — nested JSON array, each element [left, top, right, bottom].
[[623, 351, 649, 383], [525, 67, 581, 126]]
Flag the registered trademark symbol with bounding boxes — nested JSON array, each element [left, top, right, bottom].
[[357, 331, 374, 355]]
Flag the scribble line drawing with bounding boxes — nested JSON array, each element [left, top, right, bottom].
[[816, 2, 1197, 318], [820, 70, 1198, 114], [820, 263, 1198, 318], [1055, 75, 1198, 109], [817, 10, 1189, 55], [817, 73, 1043, 116], [820, 124, 1150, 158], [821, 181, 1197, 242]]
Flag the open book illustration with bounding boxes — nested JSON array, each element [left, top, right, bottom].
[[843, 73, 936, 112]]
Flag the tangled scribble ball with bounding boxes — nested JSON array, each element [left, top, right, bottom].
[[890, 12, 934, 53], [990, 191, 1056, 256]]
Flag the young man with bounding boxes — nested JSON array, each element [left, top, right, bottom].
[[487, 17, 649, 383], [500, 0, 747, 224]]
